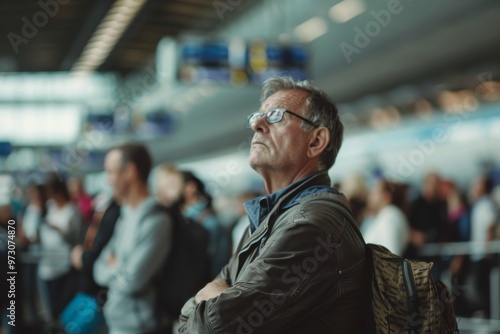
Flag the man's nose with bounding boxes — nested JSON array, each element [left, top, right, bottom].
[[250, 114, 268, 133]]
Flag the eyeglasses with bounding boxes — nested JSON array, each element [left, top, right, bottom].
[[247, 108, 318, 128]]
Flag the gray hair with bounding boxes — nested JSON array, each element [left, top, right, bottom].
[[260, 77, 344, 170]]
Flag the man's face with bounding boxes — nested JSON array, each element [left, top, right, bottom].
[[104, 150, 127, 199], [249, 89, 312, 173], [156, 171, 184, 208], [367, 180, 387, 212], [422, 173, 441, 201]]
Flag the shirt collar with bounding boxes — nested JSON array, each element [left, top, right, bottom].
[[121, 196, 156, 218], [244, 172, 339, 233]]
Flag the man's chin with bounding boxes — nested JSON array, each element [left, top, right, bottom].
[[249, 156, 267, 173], [248, 153, 260, 169]]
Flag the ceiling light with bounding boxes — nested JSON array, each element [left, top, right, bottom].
[[71, 0, 148, 73], [329, 0, 366, 23], [293, 17, 328, 43], [0, 105, 82, 145]]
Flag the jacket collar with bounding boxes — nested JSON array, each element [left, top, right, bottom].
[[244, 171, 338, 233]]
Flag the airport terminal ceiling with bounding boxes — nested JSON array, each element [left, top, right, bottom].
[[1, 0, 500, 169]]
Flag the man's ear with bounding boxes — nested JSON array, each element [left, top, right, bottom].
[[307, 127, 330, 159]]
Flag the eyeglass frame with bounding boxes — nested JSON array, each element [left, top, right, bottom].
[[247, 108, 319, 129]]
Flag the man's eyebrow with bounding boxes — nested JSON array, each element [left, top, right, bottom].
[[262, 106, 281, 112]]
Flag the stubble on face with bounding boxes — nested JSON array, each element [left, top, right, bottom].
[[105, 150, 125, 198], [249, 90, 311, 175]]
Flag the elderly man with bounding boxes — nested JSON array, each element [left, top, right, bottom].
[[179, 77, 368, 333]]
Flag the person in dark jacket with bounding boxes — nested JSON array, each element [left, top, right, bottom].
[[179, 77, 368, 333], [71, 194, 121, 302], [57, 194, 120, 334], [180, 170, 231, 279], [407, 172, 448, 256]]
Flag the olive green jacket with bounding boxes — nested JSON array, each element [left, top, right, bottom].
[[179, 173, 368, 333]]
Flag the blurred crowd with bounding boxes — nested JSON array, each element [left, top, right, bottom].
[[0, 145, 251, 334], [342, 170, 500, 319], [1, 155, 499, 333]]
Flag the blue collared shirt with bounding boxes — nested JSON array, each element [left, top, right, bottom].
[[244, 174, 340, 233]]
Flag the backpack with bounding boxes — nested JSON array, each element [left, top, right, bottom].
[[366, 243, 459, 333], [153, 205, 211, 318], [331, 201, 459, 333]]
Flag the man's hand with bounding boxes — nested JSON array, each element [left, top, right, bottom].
[[71, 245, 84, 270], [195, 279, 230, 304]]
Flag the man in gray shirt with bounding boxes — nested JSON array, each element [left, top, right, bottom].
[[94, 143, 172, 334]]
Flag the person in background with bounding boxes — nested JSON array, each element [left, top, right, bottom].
[[440, 180, 471, 244], [362, 179, 410, 256], [339, 173, 368, 227], [493, 182, 500, 212], [155, 164, 185, 209], [61, 191, 121, 334], [439, 180, 471, 316], [20, 183, 48, 327], [94, 143, 173, 334], [230, 191, 261, 254], [38, 177, 81, 322], [470, 175, 500, 248], [9, 185, 27, 222], [493, 182, 500, 239], [466, 174, 499, 317], [180, 170, 231, 278], [67, 176, 94, 226], [407, 172, 447, 258], [179, 77, 368, 333], [71, 194, 120, 284]]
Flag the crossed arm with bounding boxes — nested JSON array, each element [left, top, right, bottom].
[[195, 279, 230, 304], [93, 213, 172, 294], [178, 222, 341, 334]]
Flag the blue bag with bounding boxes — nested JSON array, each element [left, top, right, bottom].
[[60, 292, 105, 334]]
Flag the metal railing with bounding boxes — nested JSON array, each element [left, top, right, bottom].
[[419, 240, 500, 332]]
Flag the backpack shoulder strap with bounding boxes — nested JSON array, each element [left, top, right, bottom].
[[323, 198, 366, 244], [325, 198, 377, 334]]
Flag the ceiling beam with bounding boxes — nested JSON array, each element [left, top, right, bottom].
[[59, 0, 115, 70]]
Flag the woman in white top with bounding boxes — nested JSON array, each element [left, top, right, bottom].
[[39, 178, 82, 320], [20, 184, 47, 324], [362, 179, 410, 256]]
